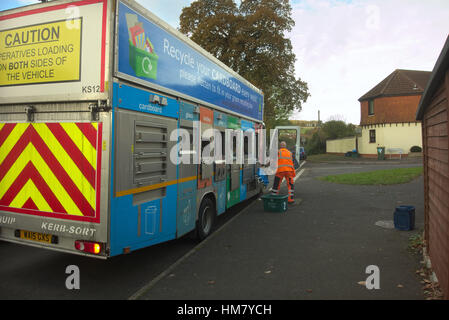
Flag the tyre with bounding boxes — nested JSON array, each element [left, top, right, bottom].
[[196, 197, 215, 241]]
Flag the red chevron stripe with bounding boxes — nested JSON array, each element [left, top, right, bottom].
[[23, 198, 39, 211], [46, 123, 96, 188], [28, 127, 95, 217], [0, 126, 95, 217], [75, 123, 97, 148], [0, 162, 66, 214], [0, 125, 32, 182], [0, 123, 16, 149]]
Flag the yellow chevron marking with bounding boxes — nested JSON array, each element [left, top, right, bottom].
[[0, 143, 29, 200], [60, 122, 97, 169], [0, 123, 4, 131], [0, 123, 28, 166], [0, 143, 83, 216], [92, 123, 98, 130], [33, 124, 95, 210], [10, 179, 52, 212]]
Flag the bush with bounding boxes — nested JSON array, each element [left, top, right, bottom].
[[305, 131, 326, 155], [321, 121, 356, 140], [410, 146, 422, 153], [303, 121, 357, 155]]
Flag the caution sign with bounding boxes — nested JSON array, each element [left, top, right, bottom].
[[0, 19, 82, 87]]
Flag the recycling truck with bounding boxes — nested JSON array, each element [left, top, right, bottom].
[[0, 0, 265, 258]]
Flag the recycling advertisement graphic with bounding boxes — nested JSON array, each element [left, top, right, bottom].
[[126, 13, 158, 80], [117, 1, 264, 121]]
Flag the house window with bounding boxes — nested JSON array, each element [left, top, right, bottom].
[[368, 100, 374, 115], [369, 129, 376, 143]]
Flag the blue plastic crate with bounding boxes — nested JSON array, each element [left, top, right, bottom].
[[394, 206, 415, 231]]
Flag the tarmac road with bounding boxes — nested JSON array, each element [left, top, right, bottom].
[[0, 199, 253, 300], [0, 161, 425, 300]]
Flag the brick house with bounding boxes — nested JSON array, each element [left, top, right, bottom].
[[416, 36, 449, 299], [358, 69, 432, 158]]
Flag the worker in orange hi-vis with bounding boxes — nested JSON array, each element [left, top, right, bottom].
[[271, 141, 296, 204]]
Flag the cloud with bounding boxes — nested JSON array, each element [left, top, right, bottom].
[[290, 0, 449, 124]]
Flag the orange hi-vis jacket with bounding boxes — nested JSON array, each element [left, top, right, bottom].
[[276, 148, 295, 174]]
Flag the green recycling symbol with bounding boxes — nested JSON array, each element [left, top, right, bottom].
[[142, 57, 153, 75]]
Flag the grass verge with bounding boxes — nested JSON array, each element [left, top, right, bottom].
[[318, 167, 423, 185]]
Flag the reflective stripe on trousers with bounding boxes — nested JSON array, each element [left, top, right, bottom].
[[271, 173, 295, 202]]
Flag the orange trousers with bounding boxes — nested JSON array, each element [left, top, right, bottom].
[[271, 171, 295, 203]]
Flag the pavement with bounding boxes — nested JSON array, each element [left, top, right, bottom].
[[135, 161, 425, 300]]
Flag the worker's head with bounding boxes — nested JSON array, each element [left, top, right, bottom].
[[280, 141, 287, 149]]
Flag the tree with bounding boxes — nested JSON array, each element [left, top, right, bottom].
[[304, 129, 326, 155], [304, 121, 356, 155], [321, 120, 356, 140], [179, 0, 240, 68], [179, 0, 309, 129]]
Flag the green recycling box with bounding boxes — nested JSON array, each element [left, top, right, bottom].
[[261, 194, 289, 213], [129, 41, 158, 80]]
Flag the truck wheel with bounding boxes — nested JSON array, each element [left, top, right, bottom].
[[196, 197, 215, 241]]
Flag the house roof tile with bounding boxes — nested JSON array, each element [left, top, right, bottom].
[[359, 69, 432, 102]]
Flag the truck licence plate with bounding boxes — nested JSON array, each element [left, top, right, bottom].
[[19, 230, 53, 244]]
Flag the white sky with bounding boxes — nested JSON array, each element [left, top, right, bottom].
[[2, 0, 449, 125], [289, 0, 449, 124]]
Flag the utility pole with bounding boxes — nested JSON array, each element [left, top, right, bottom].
[[317, 109, 323, 153]]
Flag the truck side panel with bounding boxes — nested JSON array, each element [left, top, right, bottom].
[[109, 82, 178, 256], [177, 102, 199, 237], [213, 111, 227, 216], [115, 0, 264, 123]]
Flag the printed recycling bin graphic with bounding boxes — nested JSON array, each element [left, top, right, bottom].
[[126, 13, 158, 79]]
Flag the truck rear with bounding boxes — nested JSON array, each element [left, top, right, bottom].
[[1, 0, 265, 259], [0, 0, 112, 258]]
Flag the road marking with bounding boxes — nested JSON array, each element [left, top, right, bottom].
[[294, 168, 305, 182], [293, 161, 306, 182], [129, 162, 308, 300], [127, 200, 257, 300]]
